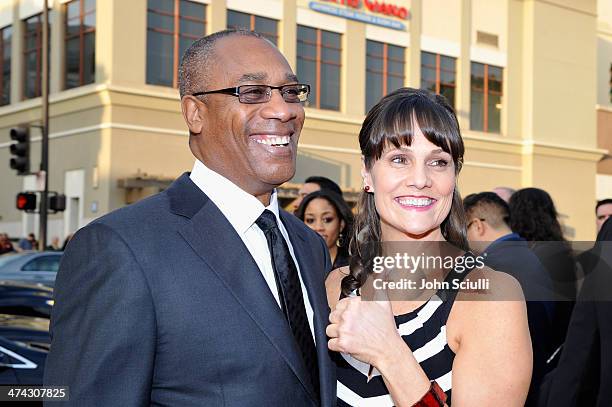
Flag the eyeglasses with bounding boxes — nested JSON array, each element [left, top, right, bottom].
[[191, 84, 310, 104]]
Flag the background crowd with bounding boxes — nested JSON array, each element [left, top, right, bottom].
[[0, 232, 71, 254]]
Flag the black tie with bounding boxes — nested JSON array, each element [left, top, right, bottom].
[[255, 209, 320, 400]]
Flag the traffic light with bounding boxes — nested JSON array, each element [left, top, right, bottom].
[[9, 127, 30, 175], [49, 194, 66, 212], [16, 192, 37, 212]]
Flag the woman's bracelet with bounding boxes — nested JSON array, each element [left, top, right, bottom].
[[411, 381, 446, 407]]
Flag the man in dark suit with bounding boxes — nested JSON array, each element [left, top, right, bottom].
[[538, 217, 612, 407], [464, 192, 555, 407], [44, 29, 336, 406]]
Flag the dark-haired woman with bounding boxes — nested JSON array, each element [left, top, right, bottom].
[[296, 190, 353, 270], [509, 188, 577, 368], [325, 88, 532, 406]]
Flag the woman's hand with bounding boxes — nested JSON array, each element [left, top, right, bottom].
[[327, 296, 434, 406], [326, 296, 403, 367]]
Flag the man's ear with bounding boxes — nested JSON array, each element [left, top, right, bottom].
[[475, 218, 487, 237], [181, 95, 205, 135], [360, 157, 374, 192]]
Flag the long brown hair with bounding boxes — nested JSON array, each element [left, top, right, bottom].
[[341, 88, 469, 297]]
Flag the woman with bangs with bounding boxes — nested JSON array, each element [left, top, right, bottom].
[[325, 88, 532, 406]]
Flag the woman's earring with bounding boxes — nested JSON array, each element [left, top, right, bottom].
[[337, 233, 344, 247], [364, 185, 370, 192]]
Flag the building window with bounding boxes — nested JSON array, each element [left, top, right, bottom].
[[296, 26, 341, 111], [227, 10, 278, 45], [65, 0, 95, 89], [421, 51, 456, 109], [23, 14, 45, 99], [470, 62, 502, 133], [146, 0, 206, 87], [366, 40, 405, 112], [0, 26, 11, 106]]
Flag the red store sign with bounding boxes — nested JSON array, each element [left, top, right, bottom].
[[322, 0, 410, 20]]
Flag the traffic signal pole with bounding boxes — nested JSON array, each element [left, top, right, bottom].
[[39, 5, 50, 251]]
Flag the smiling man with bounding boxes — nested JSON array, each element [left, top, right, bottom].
[[44, 30, 335, 406]]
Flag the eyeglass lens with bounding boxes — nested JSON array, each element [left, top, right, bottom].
[[238, 85, 309, 104]]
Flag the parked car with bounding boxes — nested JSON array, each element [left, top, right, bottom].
[[0, 252, 62, 288], [0, 282, 53, 318], [0, 314, 49, 385]]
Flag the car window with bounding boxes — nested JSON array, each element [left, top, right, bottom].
[[21, 255, 61, 272], [0, 255, 21, 268]]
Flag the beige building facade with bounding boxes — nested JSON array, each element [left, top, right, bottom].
[[0, 0, 609, 243], [597, 0, 612, 201]]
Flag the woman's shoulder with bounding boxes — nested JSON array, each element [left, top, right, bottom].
[[447, 265, 527, 348], [455, 265, 524, 302], [327, 265, 350, 279], [446, 267, 533, 404], [325, 266, 350, 310]]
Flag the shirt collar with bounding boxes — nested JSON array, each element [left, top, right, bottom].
[[494, 232, 523, 243], [189, 160, 280, 234], [484, 232, 525, 252]]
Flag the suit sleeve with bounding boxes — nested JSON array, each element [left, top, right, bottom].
[[44, 222, 156, 406], [319, 233, 332, 277], [540, 282, 599, 407]]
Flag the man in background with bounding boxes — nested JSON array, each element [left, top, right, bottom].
[[539, 217, 612, 407], [464, 191, 554, 406], [45, 236, 62, 251], [18, 233, 37, 251], [595, 198, 612, 234], [288, 176, 343, 213]]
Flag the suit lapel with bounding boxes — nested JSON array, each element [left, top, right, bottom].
[[169, 176, 318, 403]]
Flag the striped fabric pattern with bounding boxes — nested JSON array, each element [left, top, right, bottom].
[[334, 257, 474, 407]]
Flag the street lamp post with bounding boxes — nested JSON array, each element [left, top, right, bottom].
[[39, 4, 50, 251]]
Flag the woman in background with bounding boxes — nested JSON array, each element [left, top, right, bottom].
[[509, 187, 577, 367], [296, 189, 353, 269]]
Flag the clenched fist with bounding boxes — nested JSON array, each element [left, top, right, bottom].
[[326, 296, 403, 367]]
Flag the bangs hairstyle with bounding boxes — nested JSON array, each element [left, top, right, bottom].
[[342, 87, 468, 297], [360, 88, 464, 172]]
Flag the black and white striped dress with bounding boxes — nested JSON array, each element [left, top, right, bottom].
[[334, 257, 475, 406]]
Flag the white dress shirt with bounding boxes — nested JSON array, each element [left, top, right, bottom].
[[189, 159, 315, 339]]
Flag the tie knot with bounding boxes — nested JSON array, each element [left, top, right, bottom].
[[255, 209, 279, 233]]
